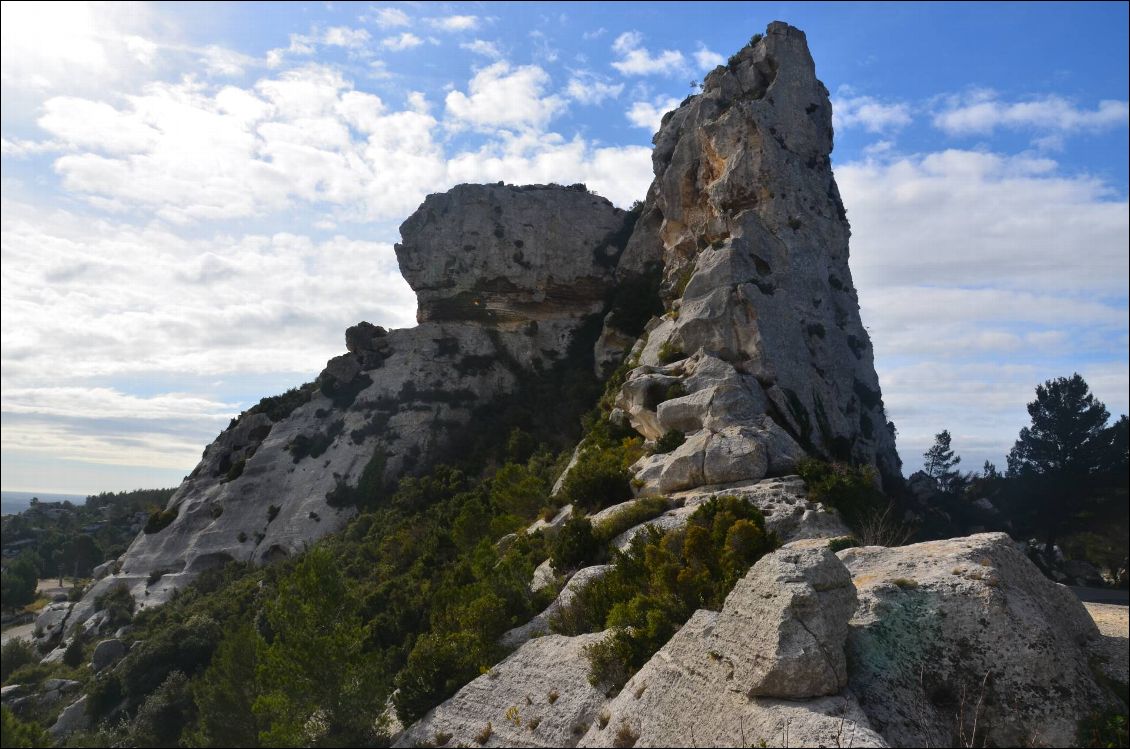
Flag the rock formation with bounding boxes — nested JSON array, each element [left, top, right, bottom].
[[54, 184, 641, 638], [610, 21, 902, 495]]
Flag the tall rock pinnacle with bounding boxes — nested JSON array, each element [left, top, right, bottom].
[[616, 22, 902, 492]]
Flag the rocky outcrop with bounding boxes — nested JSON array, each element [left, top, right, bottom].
[[612, 22, 901, 493], [840, 533, 1115, 748], [394, 632, 612, 749], [68, 184, 641, 629], [395, 184, 631, 324], [577, 542, 882, 748], [610, 475, 851, 551]]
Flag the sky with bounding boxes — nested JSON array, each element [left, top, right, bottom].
[[1, 1, 1127, 494]]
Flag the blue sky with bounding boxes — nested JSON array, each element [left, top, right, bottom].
[[1, 1, 1127, 493]]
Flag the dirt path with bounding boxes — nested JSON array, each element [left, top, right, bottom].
[[1085, 601, 1128, 686]]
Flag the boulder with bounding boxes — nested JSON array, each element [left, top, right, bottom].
[[840, 533, 1115, 748], [577, 542, 884, 748], [91, 638, 128, 672], [49, 695, 91, 740], [713, 540, 856, 697]]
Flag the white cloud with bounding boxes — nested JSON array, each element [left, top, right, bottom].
[[837, 148, 1129, 470], [840, 149, 1127, 294], [626, 96, 681, 132], [444, 62, 566, 132], [583, 28, 607, 41], [446, 133, 652, 209], [933, 91, 1130, 135], [566, 70, 624, 105], [428, 15, 479, 32], [323, 26, 372, 49], [200, 45, 256, 77], [693, 45, 724, 70], [460, 39, 503, 59], [369, 7, 410, 28], [1, 137, 67, 157], [832, 90, 912, 133], [36, 66, 449, 223], [611, 31, 686, 76], [381, 32, 423, 51]]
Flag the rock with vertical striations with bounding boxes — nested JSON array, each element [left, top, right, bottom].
[[612, 21, 902, 492]]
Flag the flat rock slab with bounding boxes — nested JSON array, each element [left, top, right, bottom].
[[396, 632, 611, 748]]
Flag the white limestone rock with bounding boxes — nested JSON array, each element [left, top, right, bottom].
[[840, 532, 1115, 748], [70, 184, 641, 627], [395, 632, 612, 749], [576, 544, 884, 748], [611, 21, 901, 494]]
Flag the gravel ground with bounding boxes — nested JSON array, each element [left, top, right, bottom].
[[1084, 601, 1129, 687]]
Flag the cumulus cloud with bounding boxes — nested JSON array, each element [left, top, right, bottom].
[[381, 32, 423, 51], [838, 148, 1128, 470], [428, 15, 479, 32], [444, 62, 566, 132], [611, 31, 686, 76], [693, 45, 724, 70], [368, 7, 410, 29], [832, 90, 913, 133], [933, 91, 1130, 135], [460, 39, 503, 59], [566, 70, 624, 105], [626, 96, 682, 132]]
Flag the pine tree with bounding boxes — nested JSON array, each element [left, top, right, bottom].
[[252, 547, 384, 747], [923, 429, 962, 492], [1005, 374, 1120, 557]]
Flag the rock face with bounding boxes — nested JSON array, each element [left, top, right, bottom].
[[577, 541, 881, 748], [840, 533, 1114, 748], [70, 184, 639, 628], [614, 22, 901, 492], [395, 184, 630, 324], [394, 632, 611, 749]]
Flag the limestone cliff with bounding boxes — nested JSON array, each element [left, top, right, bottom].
[[612, 22, 902, 495], [52, 184, 639, 637]]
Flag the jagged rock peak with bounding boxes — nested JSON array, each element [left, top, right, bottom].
[[395, 183, 634, 325], [616, 20, 902, 490]]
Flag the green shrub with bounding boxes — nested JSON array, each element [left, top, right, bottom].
[[95, 582, 136, 627], [827, 536, 859, 553], [796, 458, 885, 531], [0, 639, 36, 683], [267, 504, 280, 523], [592, 496, 670, 545], [1, 706, 48, 748], [552, 496, 776, 691], [652, 429, 685, 455], [657, 340, 684, 364], [559, 447, 633, 513], [62, 637, 85, 668], [550, 518, 601, 571], [1078, 709, 1128, 748], [662, 382, 687, 401], [144, 507, 178, 534]]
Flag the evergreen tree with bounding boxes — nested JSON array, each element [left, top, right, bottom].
[[1005, 374, 1121, 557], [923, 429, 962, 492], [252, 547, 384, 747], [189, 623, 263, 748]]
